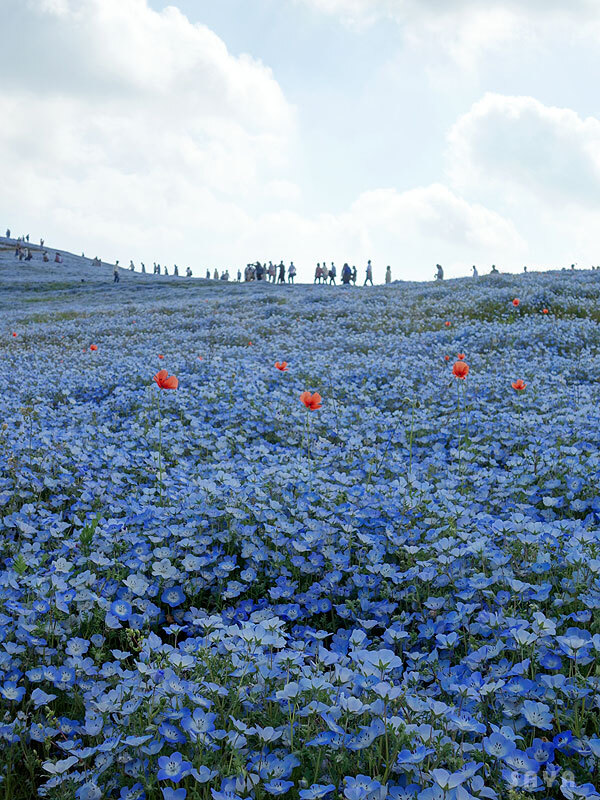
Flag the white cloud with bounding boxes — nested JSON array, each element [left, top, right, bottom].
[[235, 184, 525, 279], [0, 0, 296, 264], [447, 93, 600, 206], [297, 0, 600, 67]]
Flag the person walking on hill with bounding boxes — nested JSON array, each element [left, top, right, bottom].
[[351, 265, 357, 285], [385, 265, 391, 284], [5, 228, 10, 238], [435, 263, 444, 281], [278, 261, 286, 284], [113, 265, 120, 283], [364, 260, 373, 286], [129, 260, 135, 271], [329, 262, 337, 285], [43, 251, 49, 262], [342, 263, 351, 284], [314, 263, 321, 284], [472, 265, 478, 277], [141, 262, 146, 273], [288, 262, 296, 284], [213, 268, 219, 280], [54, 252, 62, 263]]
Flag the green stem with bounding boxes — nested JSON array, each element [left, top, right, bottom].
[[155, 389, 163, 504]]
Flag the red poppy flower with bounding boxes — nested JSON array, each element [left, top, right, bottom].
[[300, 391, 322, 410], [12, 332, 17, 337], [512, 379, 527, 391], [452, 361, 469, 379], [158, 354, 164, 359], [444, 321, 451, 327], [543, 308, 549, 314], [457, 353, 465, 360], [275, 361, 288, 371], [90, 344, 98, 351], [512, 298, 520, 307], [444, 355, 450, 361], [198, 356, 203, 361], [248, 341, 252, 346], [153, 369, 179, 390]]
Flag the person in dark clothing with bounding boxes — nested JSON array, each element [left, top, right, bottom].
[[342, 263, 351, 284], [435, 263, 444, 281], [329, 262, 337, 285], [278, 261, 286, 284], [256, 261, 264, 281], [364, 260, 373, 286], [351, 265, 357, 285], [5, 229, 10, 238], [113, 266, 120, 283]]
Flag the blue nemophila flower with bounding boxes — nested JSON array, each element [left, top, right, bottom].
[[299, 785, 336, 800], [483, 732, 517, 759], [31, 688, 57, 708], [521, 700, 553, 730], [110, 599, 133, 621], [158, 722, 187, 744], [0, 682, 25, 702], [396, 746, 435, 765], [120, 784, 146, 800], [157, 752, 192, 782], [526, 738, 555, 764], [161, 585, 186, 607], [162, 790, 187, 800], [263, 781, 294, 796]]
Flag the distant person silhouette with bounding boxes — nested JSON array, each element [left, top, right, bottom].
[[278, 261, 286, 284], [288, 262, 296, 284], [364, 261, 373, 286], [435, 264, 444, 281], [113, 266, 120, 283], [385, 265, 391, 284], [5, 228, 10, 238], [472, 265, 478, 277], [329, 262, 337, 285]]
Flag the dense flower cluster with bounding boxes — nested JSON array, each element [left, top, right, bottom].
[[1, 265, 600, 799]]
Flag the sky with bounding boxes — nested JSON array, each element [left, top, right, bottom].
[[2, 0, 600, 282]]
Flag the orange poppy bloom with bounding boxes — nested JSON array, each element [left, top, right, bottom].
[[543, 308, 549, 314], [90, 344, 98, 351], [457, 353, 465, 360], [275, 361, 288, 371], [512, 298, 520, 307], [300, 391, 322, 410], [444, 321, 451, 327], [153, 369, 179, 390], [512, 379, 527, 391], [444, 355, 450, 361], [198, 356, 203, 361], [158, 354, 164, 359], [452, 361, 469, 379]]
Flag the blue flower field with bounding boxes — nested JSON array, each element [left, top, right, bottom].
[[2, 253, 600, 800]]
